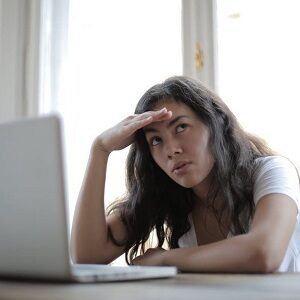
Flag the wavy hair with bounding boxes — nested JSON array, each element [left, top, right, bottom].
[[106, 76, 274, 265]]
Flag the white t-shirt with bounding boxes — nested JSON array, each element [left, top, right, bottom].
[[178, 156, 300, 272]]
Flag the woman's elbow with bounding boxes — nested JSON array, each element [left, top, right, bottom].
[[256, 244, 282, 273]]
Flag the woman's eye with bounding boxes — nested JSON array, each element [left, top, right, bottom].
[[176, 124, 188, 133], [151, 137, 162, 146]]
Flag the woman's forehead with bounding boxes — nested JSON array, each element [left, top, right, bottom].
[[143, 101, 202, 132]]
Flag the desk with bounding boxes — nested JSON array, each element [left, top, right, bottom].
[[1, 273, 300, 300]]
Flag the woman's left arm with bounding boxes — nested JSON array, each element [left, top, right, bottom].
[[132, 194, 297, 272], [161, 193, 298, 273]]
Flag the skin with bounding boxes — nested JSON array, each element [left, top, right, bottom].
[[143, 100, 215, 201]]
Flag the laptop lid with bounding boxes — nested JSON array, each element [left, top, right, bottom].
[[0, 114, 72, 280]]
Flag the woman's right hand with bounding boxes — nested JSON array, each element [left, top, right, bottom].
[[92, 107, 172, 154]]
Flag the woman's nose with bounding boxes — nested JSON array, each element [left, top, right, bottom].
[[165, 140, 183, 159]]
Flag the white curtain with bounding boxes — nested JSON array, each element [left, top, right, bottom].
[[39, 0, 69, 115], [0, 0, 30, 122], [0, 0, 69, 123]]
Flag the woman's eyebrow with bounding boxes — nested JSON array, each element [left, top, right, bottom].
[[144, 115, 190, 133]]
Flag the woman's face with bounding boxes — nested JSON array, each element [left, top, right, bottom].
[[143, 100, 215, 193]]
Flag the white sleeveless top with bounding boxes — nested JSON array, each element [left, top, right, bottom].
[[178, 156, 300, 272]]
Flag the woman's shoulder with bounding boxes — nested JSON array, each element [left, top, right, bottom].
[[254, 155, 299, 175], [254, 154, 296, 164], [252, 155, 300, 207]]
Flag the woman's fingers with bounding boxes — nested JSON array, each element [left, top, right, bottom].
[[124, 109, 172, 132], [124, 108, 168, 124], [123, 115, 153, 132], [133, 108, 168, 122], [95, 108, 172, 153]]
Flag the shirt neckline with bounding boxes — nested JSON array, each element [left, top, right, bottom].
[[188, 213, 232, 246]]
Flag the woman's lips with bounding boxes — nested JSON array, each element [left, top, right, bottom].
[[173, 162, 192, 175]]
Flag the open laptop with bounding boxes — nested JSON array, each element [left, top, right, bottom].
[[0, 114, 177, 282]]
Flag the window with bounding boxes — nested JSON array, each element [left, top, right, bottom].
[[48, 0, 182, 265], [216, 0, 300, 168]]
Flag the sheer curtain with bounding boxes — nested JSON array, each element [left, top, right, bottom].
[[39, 0, 69, 114], [0, 0, 69, 122], [0, 0, 42, 122]]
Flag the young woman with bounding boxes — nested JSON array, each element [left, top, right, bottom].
[[70, 76, 300, 273]]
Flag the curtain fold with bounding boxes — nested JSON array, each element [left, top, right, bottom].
[[0, 0, 69, 123], [39, 0, 69, 115], [0, 0, 28, 122]]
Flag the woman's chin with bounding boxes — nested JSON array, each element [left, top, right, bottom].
[[174, 178, 199, 189]]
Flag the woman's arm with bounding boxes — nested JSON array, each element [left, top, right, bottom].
[[162, 193, 297, 273], [70, 108, 172, 264], [70, 145, 117, 264], [133, 194, 297, 273]]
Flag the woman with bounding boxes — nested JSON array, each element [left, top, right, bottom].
[[70, 76, 300, 273]]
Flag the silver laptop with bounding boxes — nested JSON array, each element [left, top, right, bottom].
[[0, 114, 177, 282]]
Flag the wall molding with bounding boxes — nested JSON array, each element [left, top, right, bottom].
[[182, 0, 218, 91]]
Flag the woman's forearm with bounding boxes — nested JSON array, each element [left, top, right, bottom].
[[70, 144, 110, 263], [163, 233, 270, 273]]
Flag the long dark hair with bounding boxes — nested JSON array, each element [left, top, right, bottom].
[[106, 76, 274, 265]]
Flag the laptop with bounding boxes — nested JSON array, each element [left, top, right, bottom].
[[0, 114, 177, 282]]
